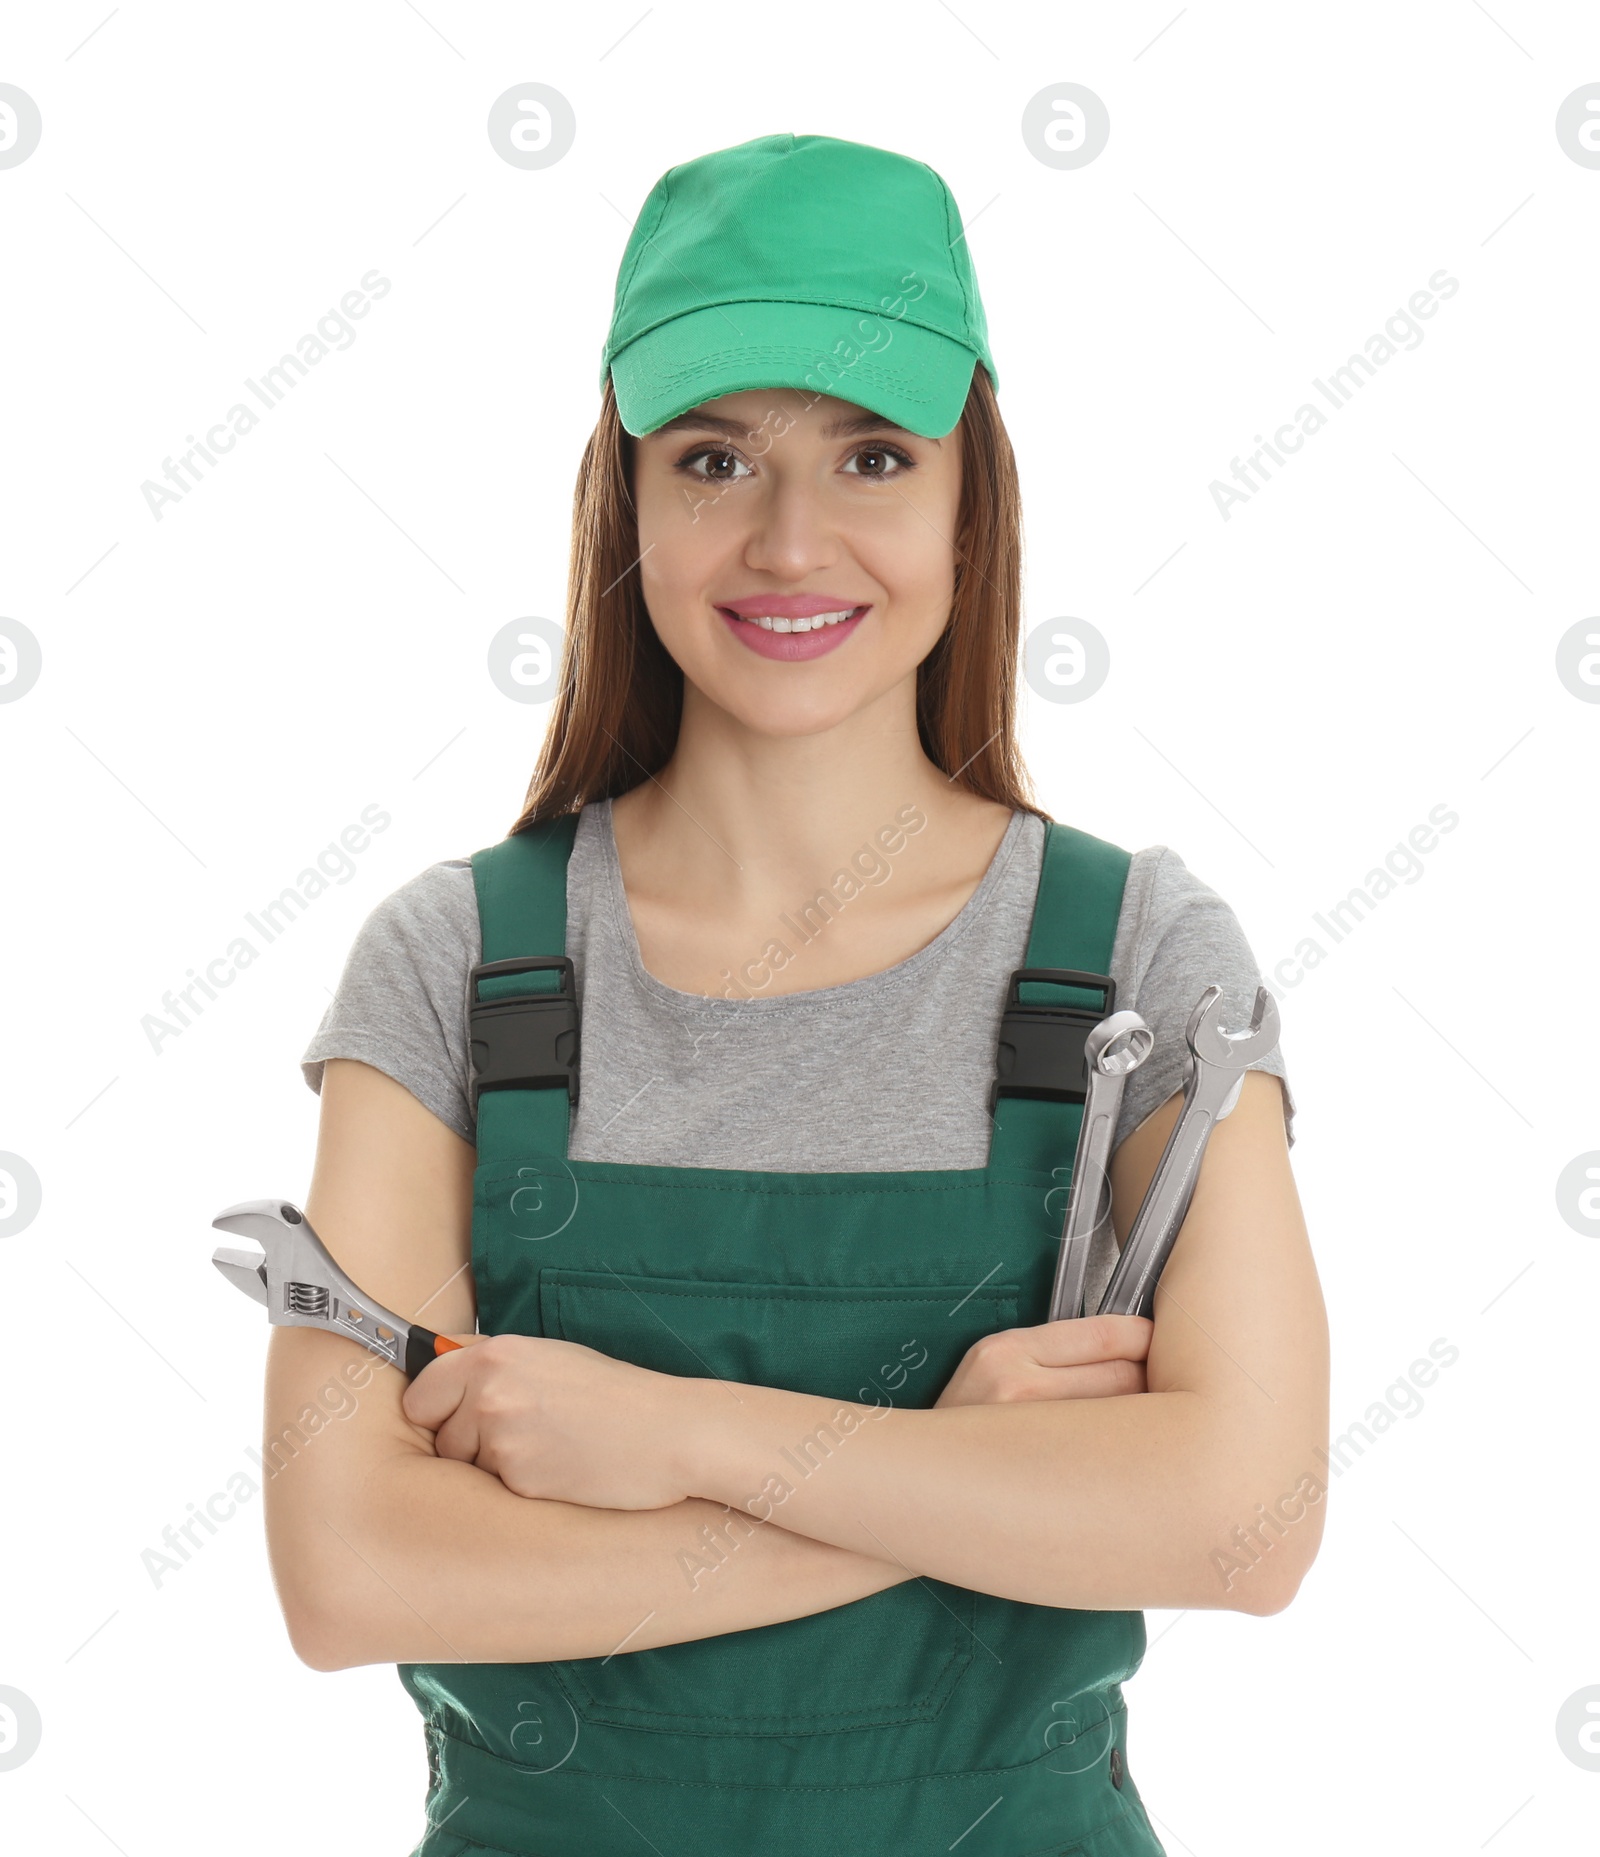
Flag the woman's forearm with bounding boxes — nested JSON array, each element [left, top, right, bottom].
[[669, 1378, 1314, 1615], [290, 1439, 911, 1671]]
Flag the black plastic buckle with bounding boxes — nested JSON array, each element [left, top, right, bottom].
[[467, 956, 579, 1116], [989, 967, 1116, 1115]]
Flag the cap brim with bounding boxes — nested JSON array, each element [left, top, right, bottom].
[[607, 300, 981, 439]]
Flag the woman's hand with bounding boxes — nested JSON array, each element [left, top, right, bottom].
[[399, 1310, 1153, 1509], [933, 1313, 1153, 1409], [401, 1333, 698, 1509]]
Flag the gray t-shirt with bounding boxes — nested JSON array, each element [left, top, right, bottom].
[[302, 802, 1294, 1313]]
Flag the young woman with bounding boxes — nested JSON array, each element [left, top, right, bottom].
[[269, 134, 1327, 1857]]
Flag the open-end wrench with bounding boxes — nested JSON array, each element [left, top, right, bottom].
[[211, 1197, 463, 1379], [1096, 983, 1280, 1321], [1048, 1011, 1154, 1321]]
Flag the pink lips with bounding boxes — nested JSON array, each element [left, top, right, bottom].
[[716, 598, 869, 662]]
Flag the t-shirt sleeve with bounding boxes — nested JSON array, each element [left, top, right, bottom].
[[300, 859, 481, 1142], [1109, 845, 1296, 1152]]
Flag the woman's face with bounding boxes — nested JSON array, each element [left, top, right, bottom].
[[631, 388, 962, 739]]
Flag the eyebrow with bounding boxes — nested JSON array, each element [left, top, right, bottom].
[[651, 407, 932, 442]]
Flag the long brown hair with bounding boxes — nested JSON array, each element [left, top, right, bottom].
[[508, 365, 1047, 834]]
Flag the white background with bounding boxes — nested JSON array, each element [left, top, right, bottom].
[[1, 3, 1596, 1853]]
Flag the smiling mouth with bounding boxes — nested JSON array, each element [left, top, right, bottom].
[[717, 605, 866, 633]]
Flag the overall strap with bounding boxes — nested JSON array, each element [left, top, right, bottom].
[[468, 812, 580, 1164], [987, 820, 1133, 1178]]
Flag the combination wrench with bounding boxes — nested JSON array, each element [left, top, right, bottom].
[[1048, 1011, 1154, 1321], [1096, 983, 1281, 1321]]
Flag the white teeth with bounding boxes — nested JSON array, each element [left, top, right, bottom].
[[732, 608, 857, 633]]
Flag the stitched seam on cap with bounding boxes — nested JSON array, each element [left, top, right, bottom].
[[654, 345, 941, 404], [941, 180, 977, 333], [610, 172, 676, 356], [616, 293, 970, 353]]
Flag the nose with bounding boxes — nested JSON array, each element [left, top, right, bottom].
[[738, 466, 841, 582]]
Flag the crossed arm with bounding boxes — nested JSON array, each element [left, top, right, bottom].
[[266, 1058, 1327, 1672]]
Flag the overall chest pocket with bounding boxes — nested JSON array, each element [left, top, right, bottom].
[[537, 1265, 1019, 1739]]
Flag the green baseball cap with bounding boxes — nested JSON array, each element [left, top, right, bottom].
[[599, 132, 998, 440]]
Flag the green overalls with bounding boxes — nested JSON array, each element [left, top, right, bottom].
[[401, 810, 1168, 1857]]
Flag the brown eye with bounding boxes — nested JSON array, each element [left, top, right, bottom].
[[844, 443, 915, 479], [676, 446, 750, 484]]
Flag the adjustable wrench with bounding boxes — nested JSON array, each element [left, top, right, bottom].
[[1048, 1011, 1154, 1321], [1096, 983, 1280, 1321], [211, 1197, 463, 1379]]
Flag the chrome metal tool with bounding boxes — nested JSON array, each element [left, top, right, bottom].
[[1048, 1010, 1154, 1321], [1097, 984, 1280, 1321], [211, 1196, 462, 1379]]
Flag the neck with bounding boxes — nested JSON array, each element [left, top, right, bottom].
[[613, 677, 993, 906]]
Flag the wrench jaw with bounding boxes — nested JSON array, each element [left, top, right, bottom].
[[212, 1246, 269, 1307], [210, 1197, 413, 1373], [1049, 1012, 1154, 1322], [1179, 984, 1279, 1123], [1187, 983, 1281, 1071], [1097, 984, 1282, 1320]]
